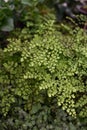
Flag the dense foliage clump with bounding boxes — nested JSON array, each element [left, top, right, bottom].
[[0, 20, 87, 119], [0, 102, 87, 130], [0, 1, 87, 130]]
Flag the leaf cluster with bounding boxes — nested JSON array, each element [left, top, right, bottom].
[[0, 20, 87, 118], [0, 102, 87, 130]]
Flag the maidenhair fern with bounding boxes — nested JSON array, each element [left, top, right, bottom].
[[0, 20, 87, 118]]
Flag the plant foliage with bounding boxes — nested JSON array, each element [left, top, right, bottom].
[[0, 102, 87, 130], [0, 0, 52, 32], [0, 20, 87, 118]]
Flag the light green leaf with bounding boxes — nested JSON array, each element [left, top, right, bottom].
[[21, 0, 32, 6]]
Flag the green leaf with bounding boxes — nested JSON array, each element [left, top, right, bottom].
[[31, 103, 41, 114], [21, 0, 32, 6], [38, 0, 45, 3], [1, 18, 14, 31], [69, 122, 76, 130]]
